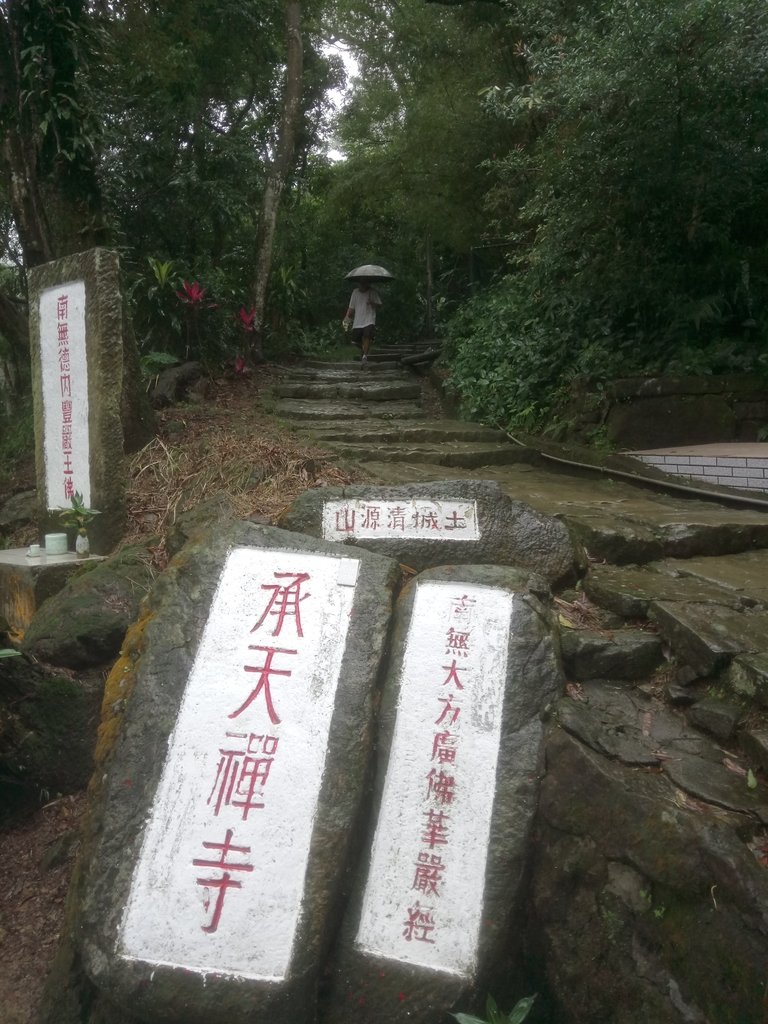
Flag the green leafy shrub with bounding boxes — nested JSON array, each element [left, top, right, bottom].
[[451, 993, 536, 1024], [0, 402, 34, 490], [443, 0, 768, 435], [445, 274, 768, 434]]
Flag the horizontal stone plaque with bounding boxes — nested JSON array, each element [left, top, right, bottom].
[[323, 499, 479, 542], [281, 481, 579, 586], [356, 581, 511, 974]]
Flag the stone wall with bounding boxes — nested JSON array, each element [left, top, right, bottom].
[[564, 375, 768, 449]]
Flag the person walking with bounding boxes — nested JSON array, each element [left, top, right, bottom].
[[343, 279, 382, 363]]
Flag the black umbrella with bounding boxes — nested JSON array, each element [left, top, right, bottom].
[[345, 264, 394, 282]]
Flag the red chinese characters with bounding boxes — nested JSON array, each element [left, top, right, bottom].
[[335, 508, 356, 532], [193, 569, 314, 933], [402, 901, 437, 944], [253, 572, 310, 637], [361, 505, 380, 530], [193, 829, 254, 934], [328, 500, 475, 537], [387, 506, 407, 531], [401, 594, 477, 946], [207, 732, 280, 819], [234, 645, 297, 723], [55, 293, 77, 500]]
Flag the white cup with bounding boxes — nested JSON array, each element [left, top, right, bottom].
[[27, 543, 42, 557]]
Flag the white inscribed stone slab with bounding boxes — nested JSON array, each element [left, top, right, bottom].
[[39, 282, 90, 509], [322, 499, 479, 542], [120, 547, 358, 981], [356, 581, 513, 976]]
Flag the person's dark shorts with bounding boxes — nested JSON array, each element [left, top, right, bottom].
[[351, 325, 375, 348]]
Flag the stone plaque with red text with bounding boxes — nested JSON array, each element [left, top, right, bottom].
[[60, 522, 399, 1024], [280, 480, 579, 586], [324, 564, 563, 1024], [29, 248, 152, 553]]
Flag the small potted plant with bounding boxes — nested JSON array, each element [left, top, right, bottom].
[[57, 491, 101, 557]]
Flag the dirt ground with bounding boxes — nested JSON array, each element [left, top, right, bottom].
[[0, 364, 370, 1023], [0, 794, 87, 1024]]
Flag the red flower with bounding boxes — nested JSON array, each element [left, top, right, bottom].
[[176, 281, 207, 304], [238, 305, 257, 331]]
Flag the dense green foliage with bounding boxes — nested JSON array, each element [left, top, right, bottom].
[[445, 0, 768, 429], [319, 0, 520, 337], [1, 0, 767, 436]]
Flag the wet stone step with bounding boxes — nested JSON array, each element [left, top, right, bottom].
[[273, 400, 427, 421], [364, 353, 409, 363], [369, 343, 437, 352], [650, 600, 768, 676], [273, 382, 422, 402], [306, 420, 506, 444], [567, 511, 768, 565], [300, 359, 401, 371], [559, 627, 665, 681], [726, 653, 768, 708], [655, 550, 768, 607], [277, 368, 410, 384], [583, 563, 752, 618], [326, 441, 530, 468]]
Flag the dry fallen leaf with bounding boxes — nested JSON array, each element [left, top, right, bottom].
[[566, 682, 587, 702], [723, 757, 747, 777]]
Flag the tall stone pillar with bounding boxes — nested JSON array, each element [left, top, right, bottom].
[[29, 247, 154, 554]]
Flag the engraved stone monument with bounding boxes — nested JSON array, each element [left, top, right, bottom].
[[43, 522, 399, 1024], [280, 480, 580, 586], [29, 248, 154, 554], [324, 564, 563, 1023]]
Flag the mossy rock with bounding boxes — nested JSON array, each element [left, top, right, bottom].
[[21, 543, 157, 670], [0, 653, 101, 799], [164, 493, 237, 558]]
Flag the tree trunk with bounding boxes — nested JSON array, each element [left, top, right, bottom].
[[249, 0, 303, 362], [0, 0, 106, 415], [0, 287, 29, 414], [425, 229, 434, 337], [0, 0, 106, 270]]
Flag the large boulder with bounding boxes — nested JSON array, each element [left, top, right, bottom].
[[42, 521, 400, 1024], [0, 489, 37, 535], [324, 564, 563, 1024], [150, 361, 206, 408], [21, 543, 157, 669], [280, 480, 582, 587], [529, 699, 768, 1024]]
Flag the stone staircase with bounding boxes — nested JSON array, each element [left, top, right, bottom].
[[271, 359, 533, 469], [268, 356, 768, 846], [271, 357, 768, 572]]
